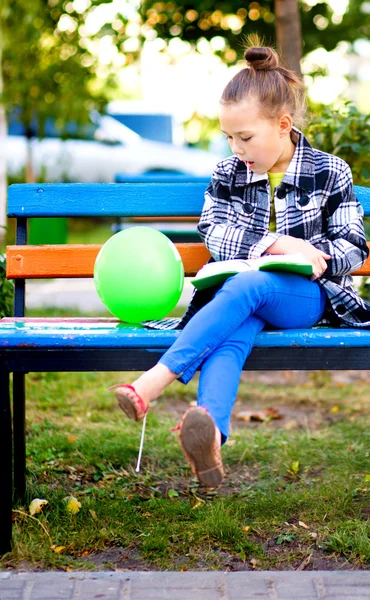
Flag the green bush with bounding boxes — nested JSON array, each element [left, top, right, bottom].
[[305, 102, 370, 186], [0, 252, 14, 317]]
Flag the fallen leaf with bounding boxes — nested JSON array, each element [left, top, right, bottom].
[[168, 489, 179, 499], [67, 434, 76, 443], [296, 552, 312, 571], [299, 521, 310, 529], [236, 407, 283, 422], [191, 496, 205, 510], [89, 509, 98, 521], [64, 496, 81, 514], [29, 499, 48, 516], [54, 546, 66, 554], [310, 532, 318, 539], [331, 406, 340, 413], [250, 558, 258, 569], [243, 526, 251, 533]]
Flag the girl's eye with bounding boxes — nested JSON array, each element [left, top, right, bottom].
[[241, 137, 251, 142]]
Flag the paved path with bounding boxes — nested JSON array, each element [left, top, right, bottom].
[[26, 278, 193, 312], [0, 571, 370, 599]]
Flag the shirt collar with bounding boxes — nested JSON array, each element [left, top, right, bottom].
[[238, 127, 315, 193]]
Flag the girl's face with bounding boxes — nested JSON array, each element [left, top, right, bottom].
[[219, 97, 295, 174]]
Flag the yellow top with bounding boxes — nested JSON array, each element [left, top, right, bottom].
[[267, 171, 285, 233]]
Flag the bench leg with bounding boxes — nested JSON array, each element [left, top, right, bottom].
[[13, 372, 26, 501], [0, 362, 12, 554]]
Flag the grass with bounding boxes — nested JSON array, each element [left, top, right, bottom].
[[1, 363, 370, 572]]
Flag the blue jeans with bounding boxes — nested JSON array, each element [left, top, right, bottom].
[[159, 271, 327, 443]]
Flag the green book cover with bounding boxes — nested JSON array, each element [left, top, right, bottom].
[[191, 254, 313, 291]]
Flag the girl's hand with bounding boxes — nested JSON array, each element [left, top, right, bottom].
[[266, 235, 331, 280]]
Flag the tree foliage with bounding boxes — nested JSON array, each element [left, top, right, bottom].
[[138, 0, 370, 63], [0, 0, 136, 136]]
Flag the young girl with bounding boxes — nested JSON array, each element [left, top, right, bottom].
[[110, 38, 370, 487]]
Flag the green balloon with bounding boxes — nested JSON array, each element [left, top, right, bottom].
[[94, 227, 185, 323]]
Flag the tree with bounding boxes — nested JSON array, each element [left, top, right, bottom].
[[0, 0, 137, 240], [274, 0, 301, 75], [138, 0, 369, 63]]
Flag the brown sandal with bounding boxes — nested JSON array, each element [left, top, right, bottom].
[[108, 384, 148, 422], [174, 407, 224, 487]]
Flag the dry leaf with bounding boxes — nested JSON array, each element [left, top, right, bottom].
[[64, 496, 81, 514], [192, 496, 205, 510], [67, 434, 76, 443], [310, 532, 318, 539], [89, 509, 98, 521], [250, 558, 258, 569], [29, 499, 48, 516], [236, 407, 282, 422], [298, 521, 310, 529], [296, 553, 312, 571], [54, 546, 66, 554], [243, 526, 251, 533]]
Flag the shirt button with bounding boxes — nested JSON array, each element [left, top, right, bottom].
[[243, 203, 255, 214], [276, 185, 287, 199], [336, 305, 346, 315], [298, 195, 310, 206]]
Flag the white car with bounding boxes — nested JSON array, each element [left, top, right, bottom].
[[6, 114, 221, 182]]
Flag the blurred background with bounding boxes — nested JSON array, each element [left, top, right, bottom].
[[1, 0, 370, 249]]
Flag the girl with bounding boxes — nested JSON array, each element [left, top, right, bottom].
[[110, 38, 369, 487]]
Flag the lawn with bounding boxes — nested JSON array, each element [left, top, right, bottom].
[[1, 363, 370, 572]]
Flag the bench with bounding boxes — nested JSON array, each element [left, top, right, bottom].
[[1, 181, 370, 554], [114, 174, 207, 242]]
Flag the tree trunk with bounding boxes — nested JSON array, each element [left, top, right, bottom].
[[0, 25, 7, 244], [274, 0, 302, 77]]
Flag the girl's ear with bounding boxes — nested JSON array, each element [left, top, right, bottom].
[[279, 114, 293, 137]]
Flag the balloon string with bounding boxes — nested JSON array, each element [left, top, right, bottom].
[[136, 413, 147, 473]]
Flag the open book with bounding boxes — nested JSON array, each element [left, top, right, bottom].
[[191, 253, 313, 291]]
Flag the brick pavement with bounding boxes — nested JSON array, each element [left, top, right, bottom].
[[0, 571, 370, 600]]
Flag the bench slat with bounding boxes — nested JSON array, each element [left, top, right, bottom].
[[6, 244, 211, 278], [7, 183, 207, 217], [1, 318, 370, 348], [7, 183, 370, 217], [6, 242, 370, 279]]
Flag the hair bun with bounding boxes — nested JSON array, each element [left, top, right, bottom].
[[244, 46, 279, 71]]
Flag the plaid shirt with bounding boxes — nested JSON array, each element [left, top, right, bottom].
[[145, 128, 370, 331]]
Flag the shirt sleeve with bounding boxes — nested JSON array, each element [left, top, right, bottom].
[[314, 163, 369, 277], [197, 165, 280, 261]]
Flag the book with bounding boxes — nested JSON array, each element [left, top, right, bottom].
[[190, 253, 313, 291]]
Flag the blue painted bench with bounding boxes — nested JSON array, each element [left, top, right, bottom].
[[1, 181, 370, 554], [114, 173, 209, 242]]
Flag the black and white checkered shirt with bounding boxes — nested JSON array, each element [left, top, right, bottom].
[[145, 128, 370, 330]]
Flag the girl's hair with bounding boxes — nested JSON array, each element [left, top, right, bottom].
[[220, 35, 306, 128]]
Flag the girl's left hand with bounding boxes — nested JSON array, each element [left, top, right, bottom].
[[266, 235, 330, 280]]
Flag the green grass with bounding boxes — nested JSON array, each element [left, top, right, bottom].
[[1, 366, 369, 572]]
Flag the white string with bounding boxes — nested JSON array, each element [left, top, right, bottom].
[[135, 413, 147, 472]]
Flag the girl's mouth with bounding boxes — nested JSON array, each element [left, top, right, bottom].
[[245, 161, 255, 168]]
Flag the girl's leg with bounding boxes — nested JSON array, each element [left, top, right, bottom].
[[196, 274, 326, 442], [197, 314, 265, 444], [118, 271, 325, 411]]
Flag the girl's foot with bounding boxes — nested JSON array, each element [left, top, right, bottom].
[[176, 407, 224, 487], [108, 384, 148, 422], [109, 364, 178, 421]]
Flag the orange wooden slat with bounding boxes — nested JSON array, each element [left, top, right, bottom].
[[6, 242, 370, 279], [6, 244, 211, 279]]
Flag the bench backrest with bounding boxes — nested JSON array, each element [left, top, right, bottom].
[[6, 182, 370, 316]]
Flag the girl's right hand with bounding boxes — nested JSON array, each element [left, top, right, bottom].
[[266, 235, 331, 280]]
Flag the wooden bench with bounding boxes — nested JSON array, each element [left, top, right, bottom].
[[1, 181, 370, 554], [114, 174, 207, 242]]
